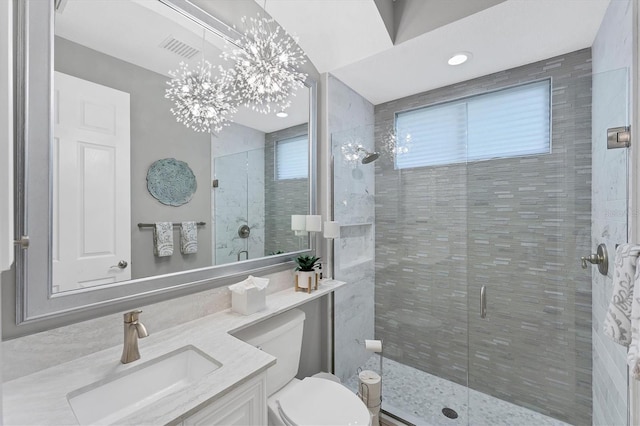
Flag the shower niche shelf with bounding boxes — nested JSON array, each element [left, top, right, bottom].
[[336, 223, 374, 271]]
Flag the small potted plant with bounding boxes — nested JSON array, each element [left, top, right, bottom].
[[294, 255, 321, 293]]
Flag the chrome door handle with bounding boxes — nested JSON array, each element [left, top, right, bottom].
[[110, 260, 128, 269], [480, 285, 487, 319]]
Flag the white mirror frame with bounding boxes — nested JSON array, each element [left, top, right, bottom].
[[14, 0, 318, 326]]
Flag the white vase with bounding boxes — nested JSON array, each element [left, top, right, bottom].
[[296, 270, 317, 292]]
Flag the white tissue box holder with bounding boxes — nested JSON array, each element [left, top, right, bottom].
[[232, 286, 266, 315]]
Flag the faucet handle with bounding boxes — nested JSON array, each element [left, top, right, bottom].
[[123, 309, 143, 323]]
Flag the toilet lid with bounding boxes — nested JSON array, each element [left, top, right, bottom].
[[277, 377, 371, 426]]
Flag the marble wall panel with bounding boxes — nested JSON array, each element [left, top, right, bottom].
[[328, 75, 376, 381], [2, 269, 293, 382]]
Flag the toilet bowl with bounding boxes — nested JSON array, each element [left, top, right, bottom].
[[232, 309, 371, 426], [268, 376, 371, 425]]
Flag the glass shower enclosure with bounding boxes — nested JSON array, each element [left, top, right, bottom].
[[332, 64, 630, 425]]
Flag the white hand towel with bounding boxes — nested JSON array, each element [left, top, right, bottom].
[[180, 221, 198, 254], [629, 258, 640, 379], [604, 244, 640, 345], [153, 222, 173, 257]]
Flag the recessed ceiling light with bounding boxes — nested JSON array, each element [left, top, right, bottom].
[[276, 111, 289, 118], [448, 52, 472, 66]]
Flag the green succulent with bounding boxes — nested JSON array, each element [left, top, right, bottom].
[[294, 255, 321, 272]]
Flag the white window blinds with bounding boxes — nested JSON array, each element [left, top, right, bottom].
[[276, 135, 308, 180], [395, 79, 551, 169]]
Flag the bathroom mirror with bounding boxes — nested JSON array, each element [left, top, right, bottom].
[[15, 0, 317, 324]]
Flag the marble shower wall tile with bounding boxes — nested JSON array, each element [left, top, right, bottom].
[[332, 126, 376, 226], [212, 123, 266, 265], [591, 1, 633, 425], [247, 149, 266, 258], [328, 75, 376, 382], [374, 49, 593, 425], [214, 152, 250, 264]]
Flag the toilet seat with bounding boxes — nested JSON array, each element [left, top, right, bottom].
[[275, 377, 371, 426]]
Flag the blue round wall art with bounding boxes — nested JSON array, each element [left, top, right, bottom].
[[146, 158, 197, 206]]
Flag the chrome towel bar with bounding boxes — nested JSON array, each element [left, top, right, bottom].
[[137, 222, 206, 229]]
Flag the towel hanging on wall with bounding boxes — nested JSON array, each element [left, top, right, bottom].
[[603, 243, 640, 379], [180, 221, 198, 254], [153, 222, 173, 257]]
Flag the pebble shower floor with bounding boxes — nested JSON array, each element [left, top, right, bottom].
[[344, 355, 570, 426]]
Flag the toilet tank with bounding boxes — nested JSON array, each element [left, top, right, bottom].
[[232, 309, 306, 396]]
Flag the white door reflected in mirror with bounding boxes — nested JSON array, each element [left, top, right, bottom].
[[53, 72, 131, 292]]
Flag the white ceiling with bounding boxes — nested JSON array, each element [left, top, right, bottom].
[[260, 0, 611, 105], [252, 0, 394, 73], [57, 0, 612, 113]]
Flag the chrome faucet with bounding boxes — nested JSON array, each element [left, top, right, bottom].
[[121, 310, 149, 364], [237, 250, 249, 261]]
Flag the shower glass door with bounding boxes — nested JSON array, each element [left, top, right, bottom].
[[467, 67, 629, 426], [331, 122, 472, 424], [212, 148, 265, 265]]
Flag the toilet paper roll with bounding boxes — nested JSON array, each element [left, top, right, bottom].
[[305, 215, 322, 232], [291, 215, 306, 231], [365, 339, 382, 353], [323, 221, 340, 239], [358, 370, 381, 411]]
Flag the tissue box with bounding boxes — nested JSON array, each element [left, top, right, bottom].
[[232, 286, 266, 315]]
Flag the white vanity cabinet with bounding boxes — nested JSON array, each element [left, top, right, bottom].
[[180, 373, 267, 426]]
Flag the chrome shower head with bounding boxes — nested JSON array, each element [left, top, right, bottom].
[[362, 151, 380, 164], [357, 147, 380, 164]]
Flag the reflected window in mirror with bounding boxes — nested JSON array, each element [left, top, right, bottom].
[[276, 134, 309, 180]]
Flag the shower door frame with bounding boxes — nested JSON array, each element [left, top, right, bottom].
[[628, 2, 639, 424]]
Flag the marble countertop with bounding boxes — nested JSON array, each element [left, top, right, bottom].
[[3, 279, 345, 426]]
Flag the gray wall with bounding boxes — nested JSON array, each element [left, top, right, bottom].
[[591, 1, 633, 425], [55, 37, 212, 280], [264, 124, 309, 255], [374, 49, 592, 425]]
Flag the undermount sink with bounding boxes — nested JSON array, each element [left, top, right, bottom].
[[67, 345, 221, 425]]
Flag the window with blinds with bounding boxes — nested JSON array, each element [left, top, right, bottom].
[[275, 135, 308, 180], [395, 79, 551, 170]]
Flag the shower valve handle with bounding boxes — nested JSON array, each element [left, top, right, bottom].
[[580, 254, 600, 268], [580, 243, 608, 276]]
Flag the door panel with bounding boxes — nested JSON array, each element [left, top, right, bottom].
[[53, 72, 131, 292], [590, 68, 630, 426], [467, 67, 629, 425]]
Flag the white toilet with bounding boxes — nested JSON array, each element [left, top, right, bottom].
[[233, 309, 372, 426]]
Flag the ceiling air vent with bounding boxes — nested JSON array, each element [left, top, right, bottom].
[[159, 36, 200, 60]]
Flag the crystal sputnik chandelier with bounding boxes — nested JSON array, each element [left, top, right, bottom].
[[165, 60, 237, 133], [381, 127, 412, 160], [223, 13, 308, 114]]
